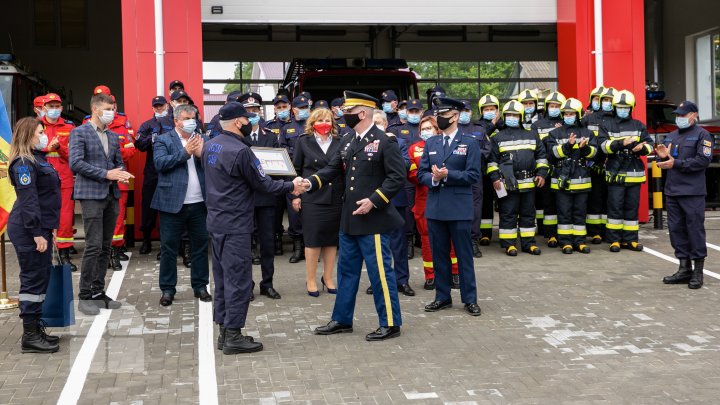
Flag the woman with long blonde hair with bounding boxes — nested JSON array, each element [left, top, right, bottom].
[[291, 108, 344, 296], [7, 117, 62, 353]]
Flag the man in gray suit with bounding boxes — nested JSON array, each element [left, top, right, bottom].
[[69, 93, 134, 315]]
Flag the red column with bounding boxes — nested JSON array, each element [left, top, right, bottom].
[[121, 0, 204, 239], [556, 0, 649, 223]]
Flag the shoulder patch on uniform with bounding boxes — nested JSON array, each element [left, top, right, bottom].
[[17, 165, 31, 186], [255, 158, 265, 177], [287, 128, 295, 134], [401, 130, 409, 134], [704, 140, 712, 147], [703, 146, 711, 157]]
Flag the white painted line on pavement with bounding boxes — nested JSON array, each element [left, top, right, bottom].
[[198, 300, 219, 405], [57, 253, 131, 405], [706, 242, 720, 253], [643, 247, 720, 280]]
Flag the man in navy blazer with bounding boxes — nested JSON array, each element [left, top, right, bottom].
[[69, 93, 134, 316], [418, 97, 482, 317], [151, 104, 211, 307]]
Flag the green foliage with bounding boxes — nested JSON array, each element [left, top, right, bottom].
[[408, 61, 517, 102], [223, 63, 254, 94]]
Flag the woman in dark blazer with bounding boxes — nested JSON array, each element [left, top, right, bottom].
[[291, 108, 344, 296]]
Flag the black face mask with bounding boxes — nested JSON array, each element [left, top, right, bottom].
[[343, 112, 362, 129], [437, 115, 454, 131], [239, 122, 253, 137]]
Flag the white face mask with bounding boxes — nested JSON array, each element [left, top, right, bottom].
[[181, 119, 197, 134], [99, 110, 115, 125], [35, 133, 49, 150]]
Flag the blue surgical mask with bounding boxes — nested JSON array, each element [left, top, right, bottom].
[[154, 110, 168, 119], [505, 117, 520, 127], [398, 109, 408, 120], [46, 109, 61, 120], [407, 114, 421, 125], [483, 111, 496, 121], [524, 106, 536, 116], [675, 116, 692, 129], [616, 107, 631, 119], [382, 102, 393, 114], [420, 130, 434, 141], [37, 109, 46, 119], [601, 100, 613, 112], [249, 113, 261, 126], [335, 109, 344, 118], [563, 116, 577, 126], [297, 108, 310, 121], [182, 119, 197, 134], [547, 107, 560, 118], [459, 111, 471, 125], [591, 100, 600, 111], [277, 110, 290, 121]]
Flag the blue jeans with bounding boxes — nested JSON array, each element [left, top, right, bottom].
[[159, 202, 209, 295]]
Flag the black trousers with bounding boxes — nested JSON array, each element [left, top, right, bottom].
[[254, 206, 277, 290], [78, 196, 119, 299], [542, 187, 557, 238], [498, 190, 537, 249], [140, 177, 158, 234], [667, 195, 707, 260], [606, 184, 640, 243], [274, 196, 302, 240], [556, 191, 588, 247], [480, 176, 495, 239], [586, 170, 607, 238], [7, 226, 53, 324]]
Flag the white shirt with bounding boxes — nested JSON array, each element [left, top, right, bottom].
[[314, 133, 332, 154], [177, 130, 204, 204], [356, 125, 373, 141]]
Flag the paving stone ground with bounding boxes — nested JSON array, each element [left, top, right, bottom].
[[1, 213, 720, 404]]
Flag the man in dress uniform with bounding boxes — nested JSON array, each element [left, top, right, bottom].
[[658, 101, 713, 289], [203, 102, 307, 354], [418, 97, 483, 317], [308, 91, 405, 341]]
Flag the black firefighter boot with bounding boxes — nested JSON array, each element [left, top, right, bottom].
[[21, 321, 59, 354], [289, 239, 305, 263], [663, 259, 693, 284], [407, 235, 415, 259], [689, 259, 704, 290], [59, 248, 77, 272]]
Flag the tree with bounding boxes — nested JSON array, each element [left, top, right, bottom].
[[408, 61, 517, 103], [223, 62, 254, 94]]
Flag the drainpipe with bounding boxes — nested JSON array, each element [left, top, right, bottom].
[[154, 0, 165, 96], [593, 0, 604, 86]]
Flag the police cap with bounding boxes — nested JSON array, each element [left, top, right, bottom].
[[312, 100, 330, 110], [433, 97, 465, 113], [461, 100, 473, 111], [398, 100, 408, 109], [226, 91, 242, 102], [342, 91, 378, 110], [272, 94, 290, 105], [170, 90, 190, 101], [406, 99, 423, 111], [168, 80, 184, 90], [330, 97, 344, 107], [152, 96, 167, 106], [381, 90, 398, 102], [673, 100, 699, 115], [218, 101, 254, 120], [238, 92, 262, 107], [292, 96, 310, 108]]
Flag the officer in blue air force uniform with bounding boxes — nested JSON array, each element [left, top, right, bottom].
[[418, 97, 483, 317], [309, 91, 405, 341], [658, 100, 714, 290], [202, 102, 304, 355]]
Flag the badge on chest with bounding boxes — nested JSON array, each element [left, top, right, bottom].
[[453, 144, 468, 156], [364, 140, 380, 153]]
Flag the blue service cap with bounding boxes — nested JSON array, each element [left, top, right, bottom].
[[168, 80, 184, 90], [398, 100, 408, 109], [238, 92, 262, 107], [673, 100, 699, 115], [218, 101, 254, 120], [151, 96, 167, 106], [272, 94, 289, 105], [170, 90, 190, 101], [406, 99, 423, 111], [292, 96, 310, 108], [331, 97, 344, 107], [226, 91, 242, 102], [433, 97, 465, 113], [300, 91, 312, 102], [312, 100, 329, 110], [381, 90, 398, 102], [461, 100, 473, 111]]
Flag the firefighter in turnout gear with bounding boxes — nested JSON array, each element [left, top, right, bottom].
[[487, 100, 549, 256], [532, 91, 566, 248], [581, 86, 615, 243], [476, 94, 502, 245], [516, 89, 544, 234], [598, 90, 653, 253], [546, 98, 597, 254]]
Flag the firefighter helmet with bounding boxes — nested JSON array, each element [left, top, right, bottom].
[[589, 86, 607, 104], [612, 90, 636, 108], [561, 98, 584, 120], [544, 91, 567, 107], [600, 87, 617, 101], [478, 94, 500, 110], [502, 100, 524, 119], [517, 89, 538, 104]]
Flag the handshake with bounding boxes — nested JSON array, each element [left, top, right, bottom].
[[291, 177, 312, 196]]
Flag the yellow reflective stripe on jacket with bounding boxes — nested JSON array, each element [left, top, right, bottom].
[[46, 152, 60, 158], [517, 178, 535, 189]]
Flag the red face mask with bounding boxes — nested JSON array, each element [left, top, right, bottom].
[[313, 122, 332, 135]]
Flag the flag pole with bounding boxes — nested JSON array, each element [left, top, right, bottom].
[[0, 233, 19, 310]]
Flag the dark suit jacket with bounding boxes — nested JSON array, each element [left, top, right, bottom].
[[151, 129, 207, 214], [293, 133, 344, 206], [69, 122, 123, 200], [307, 125, 405, 235], [418, 129, 481, 221], [248, 128, 281, 207]]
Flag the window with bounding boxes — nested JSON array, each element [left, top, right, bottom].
[[694, 31, 720, 121]]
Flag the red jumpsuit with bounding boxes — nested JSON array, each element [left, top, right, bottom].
[[42, 116, 75, 249], [83, 113, 136, 247], [408, 140, 458, 280]]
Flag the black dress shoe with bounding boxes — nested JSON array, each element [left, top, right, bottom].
[[451, 274, 460, 289], [464, 303, 482, 316], [398, 284, 415, 296], [260, 287, 281, 299], [96, 293, 122, 309], [366, 286, 373, 295], [252, 249, 261, 265], [424, 300, 452, 312], [423, 279, 435, 290], [194, 289, 213, 302], [314, 320, 353, 335], [159, 292, 174, 307], [366, 326, 401, 341], [139, 239, 152, 254], [113, 247, 129, 261]]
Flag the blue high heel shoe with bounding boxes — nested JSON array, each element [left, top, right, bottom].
[[307, 283, 320, 297], [321, 278, 337, 294]]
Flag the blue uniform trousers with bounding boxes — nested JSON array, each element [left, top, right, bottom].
[[427, 219, 477, 304], [211, 232, 253, 329], [254, 206, 277, 289], [7, 226, 53, 324], [667, 195, 707, 260], [332, 232, 402, 327], [404, 185, 416, 236], [389, 205, 409, 286]]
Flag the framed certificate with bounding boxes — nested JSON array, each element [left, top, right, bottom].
[[250, 147, 297, 177]]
